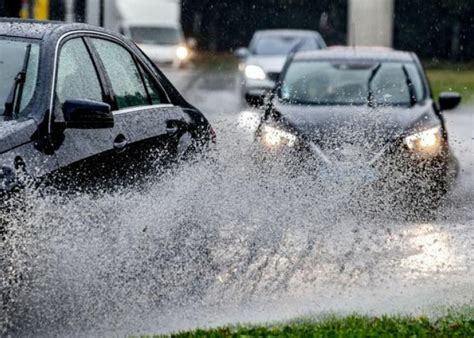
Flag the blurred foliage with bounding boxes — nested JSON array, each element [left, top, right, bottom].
[[182, 0, 347, 51], [183, 0, 474, 61], [394, 0, 474, 61]]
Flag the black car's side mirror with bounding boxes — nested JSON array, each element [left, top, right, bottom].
[[63, 99, 114, 129], [439, 92, 461, 111]]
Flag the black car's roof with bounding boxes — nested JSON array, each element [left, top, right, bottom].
[[0, 18, 109, 40], [294, 47, 415, 62]]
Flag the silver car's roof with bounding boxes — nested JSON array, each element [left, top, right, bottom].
[[253, 29, 322, 37]]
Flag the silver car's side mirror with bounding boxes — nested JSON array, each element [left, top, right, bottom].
[[234, 47, 249, 60]]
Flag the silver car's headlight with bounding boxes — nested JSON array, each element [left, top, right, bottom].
[[261, 125, 297, 148], [404, 126, 442, 152], [245, 65, 266, 80]]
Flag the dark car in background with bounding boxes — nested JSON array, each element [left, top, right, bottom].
[[235, 29, 326, 105], [256, 47, 461, 211], [0, 19, 215, 204]]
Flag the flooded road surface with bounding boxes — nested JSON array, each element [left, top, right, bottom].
[[2, 67, 473, 336]]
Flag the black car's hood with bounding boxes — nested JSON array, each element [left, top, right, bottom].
[[273, 100, 440, 162], [0, 119, 36, 154]]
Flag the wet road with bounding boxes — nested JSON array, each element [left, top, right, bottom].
[[3, 67, 473, 336]]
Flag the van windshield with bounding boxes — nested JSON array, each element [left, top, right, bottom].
[[130, 26, 182, 45], [0, 39, 40, 120]]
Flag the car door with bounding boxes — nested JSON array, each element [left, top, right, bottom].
[[88, 37, 187, 179], [50, 36, 126, 190]]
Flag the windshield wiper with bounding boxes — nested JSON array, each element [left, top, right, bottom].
[[401, 65, 417, 107], [367, 63, 382, 108], [3, 44, 32, 120]]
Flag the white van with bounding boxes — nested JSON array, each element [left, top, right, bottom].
[[86, 0, 191, 67]]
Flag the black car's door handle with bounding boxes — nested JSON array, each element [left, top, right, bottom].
[[113, 136, 128, 150], [166, 126, 179, 135]]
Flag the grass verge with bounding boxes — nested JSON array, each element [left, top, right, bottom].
[[426, 67, 474, 104], [141, 309, 474, 337]]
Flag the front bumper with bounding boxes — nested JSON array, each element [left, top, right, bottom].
[[255, 138, 454, 191], [242, 78, 276, 98]]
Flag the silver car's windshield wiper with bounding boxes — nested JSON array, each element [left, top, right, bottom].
[[401, 65, 417, 107], [3, 44, 32, 120], [367, 63, 382, 108]]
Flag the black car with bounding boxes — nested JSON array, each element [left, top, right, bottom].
[[0, 19, 214, 202], [256, 47, 461, 210]]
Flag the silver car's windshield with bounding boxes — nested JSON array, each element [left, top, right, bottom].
[[0, 39, 40, 120], [280, 60, 425, 106], [252, 36, 321, 56]]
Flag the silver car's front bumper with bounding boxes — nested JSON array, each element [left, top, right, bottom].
[[242, 78, 276, 98]]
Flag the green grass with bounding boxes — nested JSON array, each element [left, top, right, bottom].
[[426, 67, 474, 103], [139, 309, 474, 337]]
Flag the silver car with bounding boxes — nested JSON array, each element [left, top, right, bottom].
[[235, 29, 326, 105]]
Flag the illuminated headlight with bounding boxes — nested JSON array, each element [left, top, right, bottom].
[[404, 126, 442, 152], [245, 65, 266, 80], [176, 46, 189, 61], [261, 125, 297, 148]]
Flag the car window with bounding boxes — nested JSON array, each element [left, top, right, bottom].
[[0, 40, 40, 119], [91, 38, 149, 110], [56, 38, 103, 110], [139, 63, 164, 105]]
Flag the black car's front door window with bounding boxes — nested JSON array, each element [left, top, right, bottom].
[[55, 38, 104, 112], [90, 38, 149, 110]]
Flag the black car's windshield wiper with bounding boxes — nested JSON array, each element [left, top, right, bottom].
[[3, 44, 32, 120], [367, 63, 382, 108], [401, 65, 417, 107]]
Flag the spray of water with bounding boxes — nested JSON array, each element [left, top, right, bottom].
[[1, 110, 472, 336]]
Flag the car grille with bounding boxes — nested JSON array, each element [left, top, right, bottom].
[[267, 72, 280, 82]]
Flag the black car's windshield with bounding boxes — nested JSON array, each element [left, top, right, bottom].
[[280, 60, 424, 106], [252, 36, 321, 56], [130, 26, 182, 45], [0, 40, 40, 120]]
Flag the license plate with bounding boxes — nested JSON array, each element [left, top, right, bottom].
[[319, 165, 378, 185]]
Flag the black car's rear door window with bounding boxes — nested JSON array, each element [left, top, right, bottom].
[[90, 38, 149, 110], [56, 38, 103, 109]]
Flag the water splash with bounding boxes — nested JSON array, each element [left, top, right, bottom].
[[1, 112, 473, 336]]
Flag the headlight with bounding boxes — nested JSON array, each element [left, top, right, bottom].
[[404, 126, 442, 152], [176, 46, 189, 61], [245, 65, 266, 80], [261, 125, 297, 148]]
